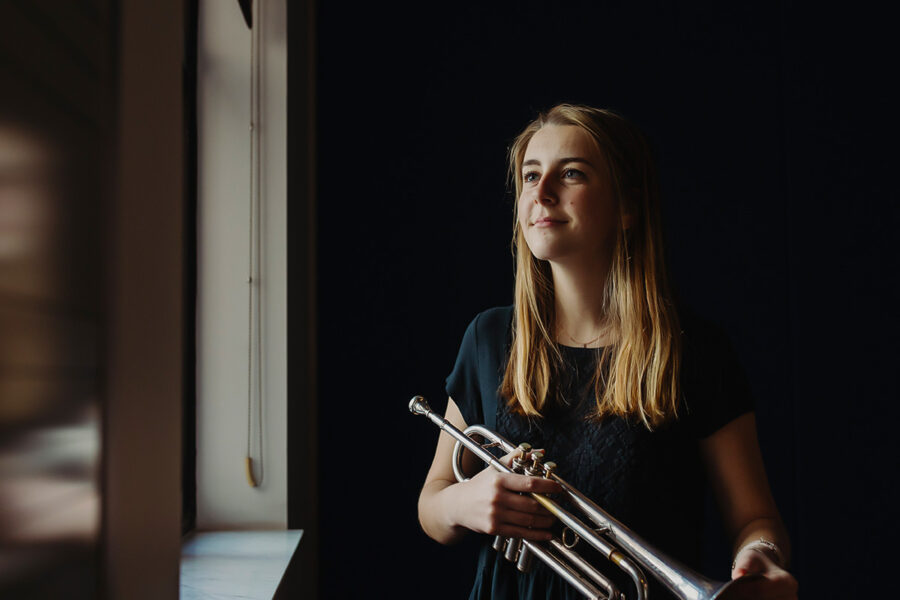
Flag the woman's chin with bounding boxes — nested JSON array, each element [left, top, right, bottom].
[[527, 245, 578, 265], [525, 242, 567, 262]]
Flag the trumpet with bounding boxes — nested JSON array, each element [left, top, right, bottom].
[[410, 396, 761, 600]]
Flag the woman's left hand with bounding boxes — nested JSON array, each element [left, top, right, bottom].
[[731, 547, 798, 600]]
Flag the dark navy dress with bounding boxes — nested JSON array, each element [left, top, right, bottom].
[[445, 306, 753, 600]]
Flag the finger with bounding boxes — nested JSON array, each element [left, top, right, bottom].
[[764, 570, 799, 600], [498, 444, 540, 466], [501, 489, 559, 518], [499, 505, 556, 530], [730, 558, 798, 599], [494, 523, 554, 542], [724, 576, 767, 600], [498, 449, 521, 467], [731, 575, 797, 600], [732, 548, 769, 576], [502, 490, 556, 515], [498, 472, 562, 495], [496, 446, 556, 470]]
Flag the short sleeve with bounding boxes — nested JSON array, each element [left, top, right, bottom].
[[680, 315, 755, 438], [445, 313, 485, 428], [444, 306, 513, 429]]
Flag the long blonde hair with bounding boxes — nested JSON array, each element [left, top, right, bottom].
[[500, 104, 681, 429]]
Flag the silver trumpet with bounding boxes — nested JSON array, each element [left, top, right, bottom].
[[410, 396, 761, 600]]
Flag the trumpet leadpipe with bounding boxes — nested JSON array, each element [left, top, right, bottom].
[[409, 397, 510, 472]]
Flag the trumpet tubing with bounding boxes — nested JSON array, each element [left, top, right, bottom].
[[410, 396, 761, 600]]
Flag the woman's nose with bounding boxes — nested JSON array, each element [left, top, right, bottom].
[[534, 176, 558, 205]]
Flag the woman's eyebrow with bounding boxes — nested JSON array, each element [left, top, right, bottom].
[[522, 157, 594, 168], [558, 157, 593, 167]]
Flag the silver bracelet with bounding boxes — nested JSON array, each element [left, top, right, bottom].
[[731, 537, 785, 570]]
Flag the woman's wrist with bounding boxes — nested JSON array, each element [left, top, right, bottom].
[[732, 537, 786, 570], [418, 479, 467, 544], [440, 480, 465, 531]]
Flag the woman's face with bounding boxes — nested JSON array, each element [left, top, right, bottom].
[[517, 124, 619, 266]]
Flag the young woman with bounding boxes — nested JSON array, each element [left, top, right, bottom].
[[416, 105, 798, 599]]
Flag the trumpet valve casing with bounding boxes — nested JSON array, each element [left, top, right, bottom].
[[516, 545, 534, 573], [504, 538, 522, 563]]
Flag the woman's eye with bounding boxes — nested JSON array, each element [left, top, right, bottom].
[[523, 171, 539, 183], [563, 168, 584, 179]]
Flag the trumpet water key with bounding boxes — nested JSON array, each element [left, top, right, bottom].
[[410, 396, 763, 600]]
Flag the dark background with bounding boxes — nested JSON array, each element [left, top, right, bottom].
[[3, 0, 895, 596], [302, 0, 898, 598]]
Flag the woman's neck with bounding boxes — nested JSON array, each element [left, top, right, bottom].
[[550, 258, 613, 348]]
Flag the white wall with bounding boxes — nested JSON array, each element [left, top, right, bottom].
[[196, 0, 287, 529]]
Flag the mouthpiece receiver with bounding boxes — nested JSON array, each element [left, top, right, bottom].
[[409, 396, 432, 416]]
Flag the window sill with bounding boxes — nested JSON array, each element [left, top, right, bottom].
[[180, 530, 302, 600]]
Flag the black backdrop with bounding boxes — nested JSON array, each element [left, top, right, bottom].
[[294, 1, 898, 597]]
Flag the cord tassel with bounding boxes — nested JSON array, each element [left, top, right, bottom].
[[245, 456, 258, 487]]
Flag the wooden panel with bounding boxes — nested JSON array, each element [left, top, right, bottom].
[[0, 0, 114, 597]]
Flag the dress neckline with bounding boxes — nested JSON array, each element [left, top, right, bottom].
[[558, 343, 604, 352]]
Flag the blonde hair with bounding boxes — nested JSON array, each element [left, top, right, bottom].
[[500, 104, 681, 429]]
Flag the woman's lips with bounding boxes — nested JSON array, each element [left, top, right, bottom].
[[534, 217, 566, 227]]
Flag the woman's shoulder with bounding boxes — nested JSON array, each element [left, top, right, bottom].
[[455, 305, 514, 358], [673, 304, 755, 435], [470, 305, 514, 336]]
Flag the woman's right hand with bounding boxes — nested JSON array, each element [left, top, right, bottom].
[[418, 399, 561, 545], [447, 449, 562, 542]]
